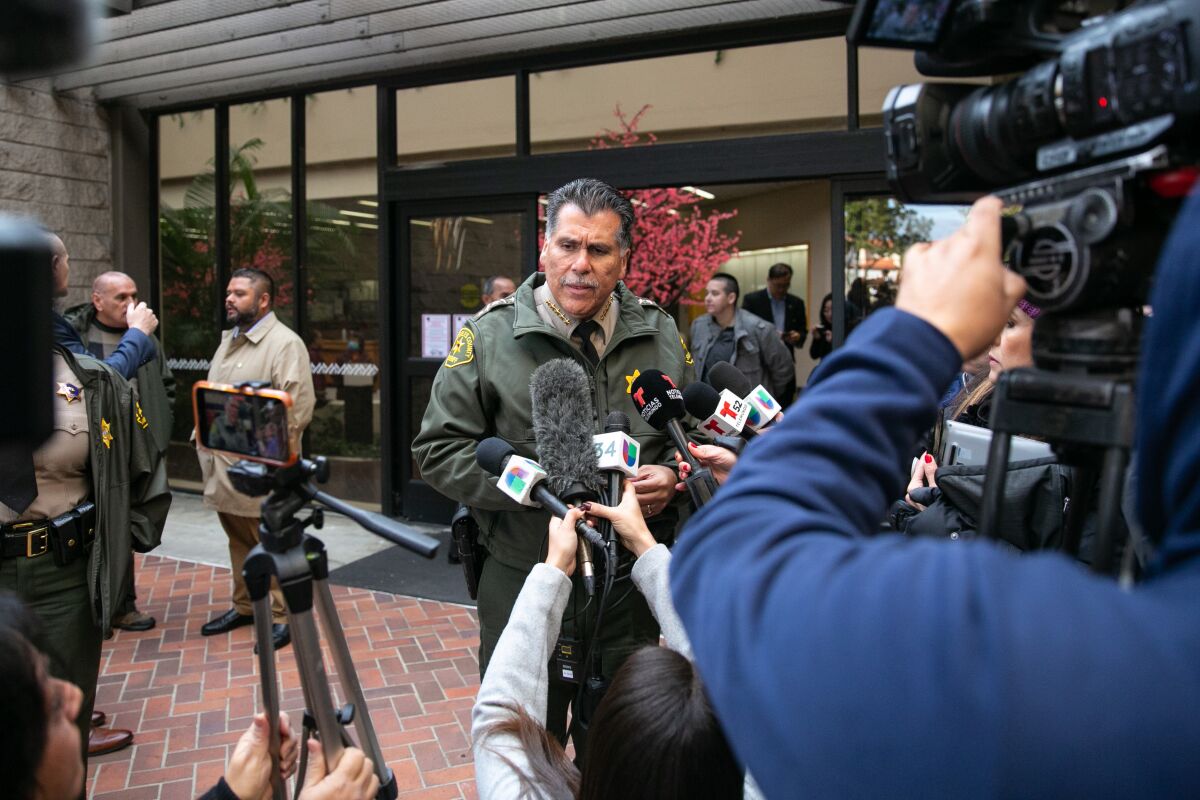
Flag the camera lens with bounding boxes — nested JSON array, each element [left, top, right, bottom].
[[949, 60, 1063, 188]]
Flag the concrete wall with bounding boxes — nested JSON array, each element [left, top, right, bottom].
[[0, 81, 112, 307]]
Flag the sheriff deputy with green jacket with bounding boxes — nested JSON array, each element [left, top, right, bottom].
[[0, 345, 171, 765], [64, 270, 174, 634], [413, 178, 695, 756]]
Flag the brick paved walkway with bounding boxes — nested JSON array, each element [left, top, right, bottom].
[[88, 554, 481, 799]]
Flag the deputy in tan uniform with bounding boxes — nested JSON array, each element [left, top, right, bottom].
[[0, 345, 171, 765], [197, 268, 315, 651]]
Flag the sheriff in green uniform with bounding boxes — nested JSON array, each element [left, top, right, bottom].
[[0, 345, 171, 765], [413, 178, 694, 753]]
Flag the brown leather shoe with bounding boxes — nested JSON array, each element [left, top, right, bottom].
[[88, 726, 133, 756], [91, 710, 106, 728]]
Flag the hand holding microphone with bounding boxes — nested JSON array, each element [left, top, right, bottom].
[[674, 441, 738, 490], [579, 480, 657, 558], [545, 507, 586, 575]]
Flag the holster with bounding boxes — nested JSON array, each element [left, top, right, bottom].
[[451, 504, 486, 600], [49, 501, 96, 567]]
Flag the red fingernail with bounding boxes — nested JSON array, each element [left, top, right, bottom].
[[580, 502, 592, 511], [924, 454, 933, 463]]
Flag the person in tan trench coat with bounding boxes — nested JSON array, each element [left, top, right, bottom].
[[196, 268, 315, 651]]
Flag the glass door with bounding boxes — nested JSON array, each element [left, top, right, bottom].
[[394, 197, 537, 522]]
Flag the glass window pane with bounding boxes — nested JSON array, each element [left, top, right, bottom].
[[159, 109, 217, 456], [305, 88, 382, 488], [408, 212, 525, 360], [844, 196, 968, 322], [229, 98, 294, 327], [530, 40, 847, 154], [395, 77, 515, 165]]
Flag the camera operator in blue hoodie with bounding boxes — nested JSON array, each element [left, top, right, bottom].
[[670, 192, 1200, 798]]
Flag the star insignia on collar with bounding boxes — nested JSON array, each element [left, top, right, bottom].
[[56, 382, 82, 404], [625, 369, 641, 394], [100, 418, 113, 449]]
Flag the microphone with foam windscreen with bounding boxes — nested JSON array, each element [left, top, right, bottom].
[[531, 359, 604, 596], [682, 382, 756, 440], [708, 361, 783, 433], [629, 370, 717, 507]]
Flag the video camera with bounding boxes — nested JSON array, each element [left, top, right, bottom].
[[850, 0, 1199, 319], [851, 0, 1200, 572]]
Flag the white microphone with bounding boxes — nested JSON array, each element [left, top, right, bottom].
[[592, 430, 640, 478], [493, 454, 550, 507], [683, 384, 752, 438], [707, 361, 783, 432]]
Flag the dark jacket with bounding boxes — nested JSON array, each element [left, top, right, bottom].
[[61, 346, 172, 636], [53, 309, 156, 382], [413, 274, 694, 571], [741, 288, 807, 349], [670, 199, 1200, 800], [63, 303, 175, 456], [890, 457, 1069, 550], [689, 309, 794, 400]]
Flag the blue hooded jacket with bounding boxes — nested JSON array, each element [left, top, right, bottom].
[[670, 190, 1200, 799]]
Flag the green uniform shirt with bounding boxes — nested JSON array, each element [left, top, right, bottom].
[[413, 274, 696, 571]]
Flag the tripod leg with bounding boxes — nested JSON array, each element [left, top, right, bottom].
[[1091, 446, 1129, 575], [1061, 464, 1096, 557], [287, 607, 347, 771], [313, 577, 397, 799], [246, 570, 286, 800], [978, 432, 1011, 540]]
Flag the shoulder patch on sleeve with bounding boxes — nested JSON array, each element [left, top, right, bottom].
[[445, 327, 476, 369], [679, 334, 694, 366]]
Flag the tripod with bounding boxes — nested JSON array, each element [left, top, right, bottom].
[[232, 457, 440, 800], [978, 310, 1139, 574]]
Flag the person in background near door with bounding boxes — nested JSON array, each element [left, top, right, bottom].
[[741, 263, 807, 403], [64, 271, 175, 634], [196, 268, 315, 653], [691, 273, 794, 402], [480, 275, 517, 308]]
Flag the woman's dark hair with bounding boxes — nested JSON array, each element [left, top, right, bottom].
[[581, 647, 742, 800], [482, 647, 743, 799], [0, 593, 51, 800], [948, 368, 994, 424]]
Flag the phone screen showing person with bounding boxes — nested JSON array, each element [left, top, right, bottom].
[[194, 383, 294, 466]]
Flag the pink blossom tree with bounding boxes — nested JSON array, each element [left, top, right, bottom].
[[542, 105, 741, 308]]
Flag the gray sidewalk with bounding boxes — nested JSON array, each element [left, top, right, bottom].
[[156, 489, 445, 572]]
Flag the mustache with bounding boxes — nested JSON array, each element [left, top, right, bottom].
[[558, 276, 599, 290]]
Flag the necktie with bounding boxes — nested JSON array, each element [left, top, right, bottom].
[[0, 443, 38, 514], [572, 320, 601, 367]]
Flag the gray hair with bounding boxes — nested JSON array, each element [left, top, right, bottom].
[[544, 178, 634, 253]]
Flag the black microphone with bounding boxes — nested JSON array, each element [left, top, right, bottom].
[[475, 437, 605, 550], [530, 359, 603, 596], [707, 361, 783, 432], [629, 370, 717, 506], [682, 382, 757, 442]]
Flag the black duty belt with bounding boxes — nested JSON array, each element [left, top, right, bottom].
[[1, 501, 96, 565]]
